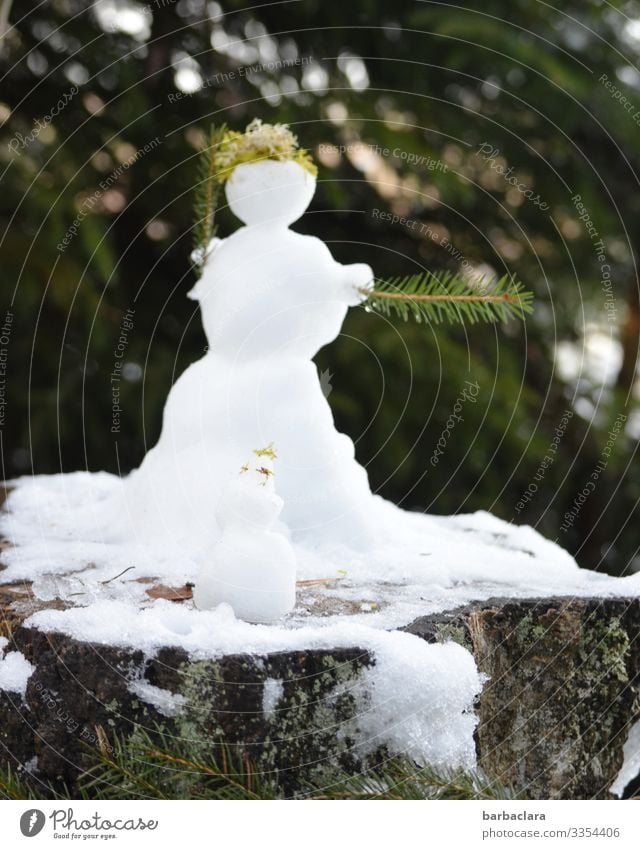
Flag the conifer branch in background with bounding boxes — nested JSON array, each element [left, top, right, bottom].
[[192, 123, 227, 274], [360, 271, 534, 325]]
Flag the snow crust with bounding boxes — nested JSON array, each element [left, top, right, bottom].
[[352, 632, 482, 769], [3, 470, 637, 623]]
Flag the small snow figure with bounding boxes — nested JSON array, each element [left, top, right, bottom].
[[192, 445, 296, 623]]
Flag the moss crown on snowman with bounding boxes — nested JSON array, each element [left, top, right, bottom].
[[214, 118, 317, 181]]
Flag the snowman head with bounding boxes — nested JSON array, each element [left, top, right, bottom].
[[215, 119, 317, 227], [215, 446, 283, 532], [226, 159, 316, 226]]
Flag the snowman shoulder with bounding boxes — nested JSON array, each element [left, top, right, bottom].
[[224, 227, 336, 270], [284, 229, 341, 265], [186, 236, 229, 300]]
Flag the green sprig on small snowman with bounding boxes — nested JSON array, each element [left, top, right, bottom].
[[240, 443, 278, 486]]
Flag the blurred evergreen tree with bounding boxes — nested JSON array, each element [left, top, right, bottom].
[[1, 0, 639, 574]]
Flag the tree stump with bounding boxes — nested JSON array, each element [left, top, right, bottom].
[[1, 587, 638, 798]]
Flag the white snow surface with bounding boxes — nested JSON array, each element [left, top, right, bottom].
[[24, 599, 483, 769], [262, 678, 284, 717], [352, 632, 482, 769], [610, 719, 640, 797], [0, 643, 35, 696], [128, 679, 186, 718], [3, 470, 638, 624]]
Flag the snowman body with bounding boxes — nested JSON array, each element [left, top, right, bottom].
[[192, 461, 296, 623], [123, 160, 377, 552]]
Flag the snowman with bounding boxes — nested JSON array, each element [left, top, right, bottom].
[[1, 121, 576, 631], [120, 120, 379, 567], [192, 444, 296, 623]]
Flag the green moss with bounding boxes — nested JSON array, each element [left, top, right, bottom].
[[578, 615, 629, 687], [215, 119, 317, 181], [513, 612, 534, 649], [433, 623, 469, 648], [511, 611, 564, 654]]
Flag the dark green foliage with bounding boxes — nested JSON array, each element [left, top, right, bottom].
[[0, 730, 515, 800], [364, 272, 534, 325], [311, 759, 518, 800], [1, 0, 639, 575], [80, 729, 278, 800], [0, 763, 40, 800]]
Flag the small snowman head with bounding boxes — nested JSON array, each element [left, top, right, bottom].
[[215, 443, 284, 532], [215, 119, 317, 227]]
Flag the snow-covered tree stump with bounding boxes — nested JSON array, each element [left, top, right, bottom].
[[1, 583, 638, 799], [406, 597, 640, 799]]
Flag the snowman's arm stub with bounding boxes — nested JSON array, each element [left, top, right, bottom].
[[187, 237, 225, 300], [339, 262, 374, 306]]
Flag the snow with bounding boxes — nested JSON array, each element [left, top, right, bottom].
[[192, 451, 296, 623], [23, 756, 39, 775], [128, 679, 186, 718], [4, 157, 635, 623], [610, 719, 640, 797], [1, 152, 639, 771], [2, 473, 637, 631], [0, 644, 35, 697], [84, 158, 375, 552], [26, 599, 482, 769], [351, 632, 482, 769], [262, 678, 284, 717]]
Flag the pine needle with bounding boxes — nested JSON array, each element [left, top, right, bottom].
[[0, 733, 516, 801], [311, 757, 518, 800], [360, 270, 534, 325], [78, 729, 279, 800], [0, 765, 38, 800], [192, 123, 227, 275]]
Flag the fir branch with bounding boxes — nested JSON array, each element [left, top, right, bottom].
[[78, 728, 279, 800], [0, 734, 515, 801], [0, 764, 38, 800], [311, 757, 518, 801], [0, 764, 66, 800], [192, 123, 227, 275], [360, 270, 534, 325]]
